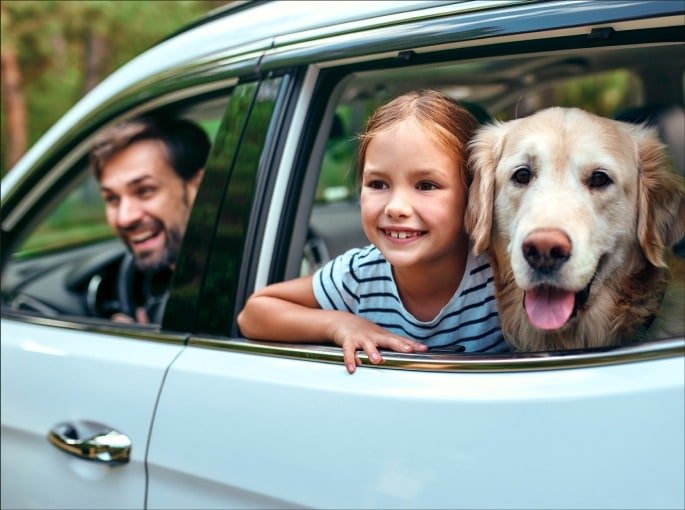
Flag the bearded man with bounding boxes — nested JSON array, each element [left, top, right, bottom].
[[90, 116, 209, 323]]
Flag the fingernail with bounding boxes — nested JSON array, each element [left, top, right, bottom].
[[403, 345, 411, 351], [371, 353, 381, 362], [347, 364, 356, 374]]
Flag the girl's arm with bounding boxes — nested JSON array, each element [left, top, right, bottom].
[[237, 276, 427, 373]]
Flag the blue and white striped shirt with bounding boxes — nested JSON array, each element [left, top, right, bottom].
[[312, 244, 508, 353]]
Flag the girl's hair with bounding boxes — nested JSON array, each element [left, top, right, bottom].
[[356, 89, 478, 186]]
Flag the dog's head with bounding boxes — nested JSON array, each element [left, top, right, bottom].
[[465, 107, 684, 332]]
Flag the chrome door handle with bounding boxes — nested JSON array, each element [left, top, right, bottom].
[[48, 421, 131, 464]]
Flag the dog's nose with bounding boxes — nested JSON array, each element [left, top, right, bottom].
[[522, 228, 572, 271]]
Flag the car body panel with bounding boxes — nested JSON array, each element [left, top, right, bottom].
[[148, 343, 685, 509], [0, 320, 183, 509]]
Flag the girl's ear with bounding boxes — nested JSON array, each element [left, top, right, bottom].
[[465, 123, 505, 255], [633, 125, 685, 267]]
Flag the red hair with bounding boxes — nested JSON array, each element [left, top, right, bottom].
[[357, 89, 478, 186]]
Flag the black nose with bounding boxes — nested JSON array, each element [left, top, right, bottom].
[[522, 228, 572, 272]]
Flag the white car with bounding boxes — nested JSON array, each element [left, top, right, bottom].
[[2, 1, 683, 508]]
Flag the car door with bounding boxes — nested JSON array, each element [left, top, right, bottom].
[[0, 321, 185, 509], [147, 2, 684, 508], [0, 84, 239, 509]]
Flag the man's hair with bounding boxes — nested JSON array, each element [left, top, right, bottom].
[[356, 89, 478, 187], [90, 115, 210, 181]]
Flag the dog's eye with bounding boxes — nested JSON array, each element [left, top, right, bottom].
[[512, 167, 532, 185], [587, 170, 612, 189]]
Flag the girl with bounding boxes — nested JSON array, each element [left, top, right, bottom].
[[237, 89, 507, 373]]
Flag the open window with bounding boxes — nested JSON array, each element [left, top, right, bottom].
[[287, 40, 684, 350], [1, 91, 232, 324]]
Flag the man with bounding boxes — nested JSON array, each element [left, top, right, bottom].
[[90, 115, 210, 323]]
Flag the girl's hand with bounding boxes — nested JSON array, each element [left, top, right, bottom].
[[328, 316, 428, 374]]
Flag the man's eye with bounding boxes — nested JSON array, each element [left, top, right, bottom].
[[136, 186, 156, 197], [102, 195, 118, 206], [416, 181, 437, 191], [512, 166, 532, 185]]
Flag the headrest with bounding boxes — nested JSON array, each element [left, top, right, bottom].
[[615, 104, 685, 177]]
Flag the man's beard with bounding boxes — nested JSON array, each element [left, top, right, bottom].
[[133, 225, 183, 273], [121, 189, 192, 273], [118, 218, 183, 273]]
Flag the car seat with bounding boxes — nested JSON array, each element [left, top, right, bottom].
[[615, 104, 685, 177], [616, 104, 685, 257]]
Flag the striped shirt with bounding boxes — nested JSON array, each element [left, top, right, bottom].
[[312, 244, 509, 353]]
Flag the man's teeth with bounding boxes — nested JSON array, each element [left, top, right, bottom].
[[386, 230, 420, 239], [130, 232, 156, 243]]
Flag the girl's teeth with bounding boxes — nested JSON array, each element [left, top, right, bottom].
[[388, 231, 418, 239]]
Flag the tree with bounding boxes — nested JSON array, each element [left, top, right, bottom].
[[1, 0, 228, 176]]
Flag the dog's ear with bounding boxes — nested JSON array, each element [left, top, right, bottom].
[[465, 123, 505, 255], [634, 125, 685, 267]]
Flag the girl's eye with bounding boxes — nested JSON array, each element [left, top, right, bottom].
[[512, 166, 532, 185], [416, 181, 437, 191], [587, 170, 612, 189], [366, 180, 388, 190]]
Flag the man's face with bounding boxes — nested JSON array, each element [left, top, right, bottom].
[[98, 140, 203, 272]]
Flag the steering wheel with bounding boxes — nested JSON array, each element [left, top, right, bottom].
[[302, 228, 331, 275], [113, 252, 170, 323], [85, 250, 170, 323], [84, 251, 136, 319], [115, 251, 138, 319]]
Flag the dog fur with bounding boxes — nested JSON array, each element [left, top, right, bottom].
[[465, 107, 685, 351]]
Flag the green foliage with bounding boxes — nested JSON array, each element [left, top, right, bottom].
[[1, 0, 227, 175], [551, 70, 642, 117]]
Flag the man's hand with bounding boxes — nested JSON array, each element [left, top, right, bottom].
[[328, 316, 428, 374], [111, 307, 150, 324]]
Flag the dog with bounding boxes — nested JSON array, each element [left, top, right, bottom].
[[465, 107, 685, 351]]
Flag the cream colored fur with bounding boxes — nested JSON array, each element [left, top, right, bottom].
[[465, 107, 685, 351]]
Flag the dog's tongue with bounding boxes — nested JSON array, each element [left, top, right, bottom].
[[524, 286, 575, 330]]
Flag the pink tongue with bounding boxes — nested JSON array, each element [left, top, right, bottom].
[[524, 287, 575, 330]]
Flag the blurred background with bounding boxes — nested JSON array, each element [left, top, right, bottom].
[[0, 0, 232, 177]]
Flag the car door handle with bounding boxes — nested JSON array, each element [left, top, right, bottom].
[[48, 420, 131, 464]]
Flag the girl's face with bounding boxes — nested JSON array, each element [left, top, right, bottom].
[[360, 118, 468, 272]]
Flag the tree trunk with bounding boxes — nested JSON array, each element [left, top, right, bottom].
[[83, 32, 108, 95], [1, 45, 28, 169]]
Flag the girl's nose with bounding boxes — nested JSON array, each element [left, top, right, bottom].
[[385, 189, 412, 218], [116, 197, 144, 228]]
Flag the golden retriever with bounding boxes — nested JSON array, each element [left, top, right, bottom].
[[465, 107, 685, 351]]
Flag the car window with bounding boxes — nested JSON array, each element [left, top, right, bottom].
[[303, 57, 651, 276], [15, 174, 113, 260], [187, 77, 287, 334], [167, 76, 286, 334], [1, 95, 230, 322]]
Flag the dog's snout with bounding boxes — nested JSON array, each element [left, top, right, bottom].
[[522, 228, 572, 271]]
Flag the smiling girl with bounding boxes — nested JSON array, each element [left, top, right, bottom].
[[238, 90, 507, 373]]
